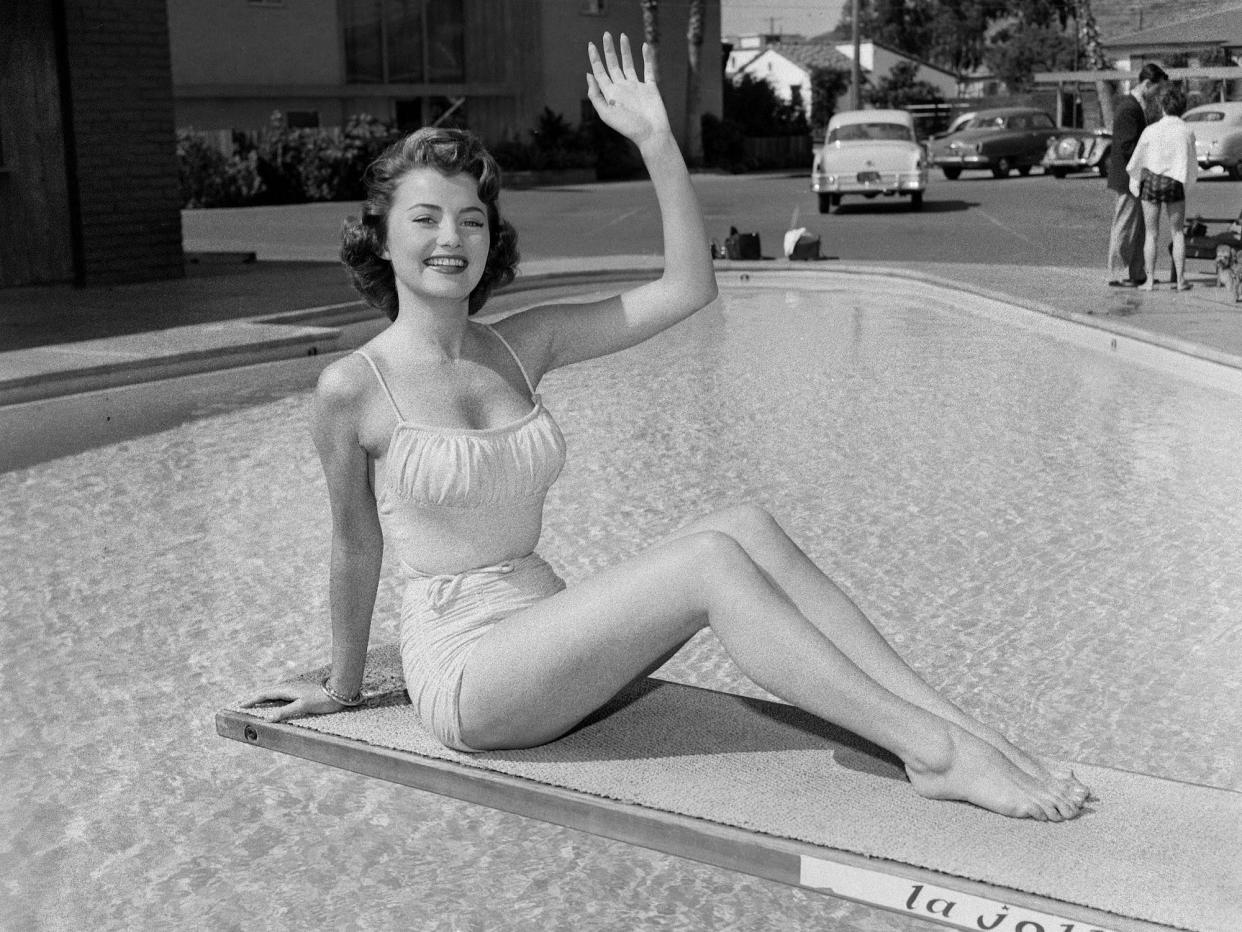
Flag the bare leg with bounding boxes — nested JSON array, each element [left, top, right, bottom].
[[458, 531, 1083, 820], [1140, 199, 1160, 290], [669, 505, 1088, 800], [1168, 200, 1188, 288]]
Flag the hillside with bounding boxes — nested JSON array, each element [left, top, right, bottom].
[[1091, 0, 1238, 45]]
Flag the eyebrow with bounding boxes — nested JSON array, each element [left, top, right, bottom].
[[407, 203, 486, 214]]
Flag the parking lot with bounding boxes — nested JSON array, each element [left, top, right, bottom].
[[500, 167, 1242, 273]]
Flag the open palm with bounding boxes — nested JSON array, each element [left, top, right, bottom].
[[586, 32, 671, 147]]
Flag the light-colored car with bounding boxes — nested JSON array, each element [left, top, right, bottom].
[[810, 109, 928, 214], [1042, 128, 1112, 178], [928, 107, 1061, 179], [1185, 101, 1242, 179]]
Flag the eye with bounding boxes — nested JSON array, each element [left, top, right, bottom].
[[412, 215, 436, 225], [463, 218, 486, 229]]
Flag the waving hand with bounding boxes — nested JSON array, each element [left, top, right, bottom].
[[585, 33, 671, 148]]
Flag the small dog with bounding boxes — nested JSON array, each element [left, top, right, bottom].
[[1215, 245, 1242, 302]]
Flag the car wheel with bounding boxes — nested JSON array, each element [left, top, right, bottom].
[[1232, 162, 1242, 181], [942, 167, 961, 180], [1097, 161, 1108, 177], [817, 192, 833, 214], [1052, 168, 1068, 179], [1017, 165, 1032, 177], [991, 158, 1012, 178], [910, 191, 924, 211]]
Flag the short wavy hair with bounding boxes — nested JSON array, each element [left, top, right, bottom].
[[1158, 84, 1187, 118], [340, 127, 519, 319]]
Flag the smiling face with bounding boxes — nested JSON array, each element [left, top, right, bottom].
[[381, 167, 491, 312]]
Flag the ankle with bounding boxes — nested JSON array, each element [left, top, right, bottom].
[[901, 721, 956, 776]]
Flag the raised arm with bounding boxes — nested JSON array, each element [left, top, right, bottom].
[[241, 359, 383, 722], [509, 33, 717, 373]]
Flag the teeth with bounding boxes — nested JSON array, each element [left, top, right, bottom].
[[426, 257, 466, 267]]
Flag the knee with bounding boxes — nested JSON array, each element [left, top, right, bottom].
[[711, 502, 784, 542], [675, 530, 761, 597]]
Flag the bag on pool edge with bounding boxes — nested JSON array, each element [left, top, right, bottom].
[[724, 228, 761, 261]]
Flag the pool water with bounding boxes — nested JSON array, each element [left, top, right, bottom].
[[3, 275, 1240, 930]]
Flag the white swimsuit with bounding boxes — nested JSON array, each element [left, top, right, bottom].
[[354, 324, 567, 751]]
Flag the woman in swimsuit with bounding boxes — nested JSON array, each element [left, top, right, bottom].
[[244, 34, 1089, 821]]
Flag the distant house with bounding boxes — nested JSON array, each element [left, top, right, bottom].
[[727, 36, 957, 119], [1103, 5, 1242, 99], [167, 0, 722, 148], [730, 41, 855, 120]]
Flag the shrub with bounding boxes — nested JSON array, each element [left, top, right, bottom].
[[176, 130, 264, 208]]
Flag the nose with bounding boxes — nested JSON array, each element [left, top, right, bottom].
[[437, 215, 463, 247]]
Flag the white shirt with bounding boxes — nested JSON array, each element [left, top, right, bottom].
[[1126, 114, 1198, 195]]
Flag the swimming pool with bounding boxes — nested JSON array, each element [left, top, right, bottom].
[[4, 273, 1240, 929]]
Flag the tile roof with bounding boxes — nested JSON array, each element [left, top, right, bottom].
[[761, 41, 856, 73], [1105, 6, 1242, 47]]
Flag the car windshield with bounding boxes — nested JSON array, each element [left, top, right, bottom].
[[966, 115, 1008, 130], [828, 123, 913, 143], [1185, 111, 1225, 123]]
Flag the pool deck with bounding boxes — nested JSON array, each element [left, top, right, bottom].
[[2, 251, 1241, 407]]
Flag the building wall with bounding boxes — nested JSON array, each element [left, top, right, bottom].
[[61, 0, 184, 284], [168, 0, 343, 86], [0, 0, 76, 286], [738, 51, 817, 118], [538, 0, 723, 147], [1, 0, 184, 287]]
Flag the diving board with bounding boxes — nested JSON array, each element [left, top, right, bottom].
[[218, 645, 1240, 932]]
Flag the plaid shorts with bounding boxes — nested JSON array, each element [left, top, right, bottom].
[[1138, 168, 1185, 204]]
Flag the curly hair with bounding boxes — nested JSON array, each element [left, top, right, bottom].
[[1158, 84, 1187, 118], [339, 127, 519, 319]]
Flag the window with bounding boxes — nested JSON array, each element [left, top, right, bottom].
[[579, 0, 606, 13], [1185, 111, 1224, 123], [248, 0, 285, 7], [343, 0, 464, 85]]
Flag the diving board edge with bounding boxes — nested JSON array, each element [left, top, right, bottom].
[[216, 709, 1176, 932]]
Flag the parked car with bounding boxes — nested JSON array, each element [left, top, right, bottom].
[[927, 111, 977, 141], [810, 109, 928, 214], [1042, 128, 1112, 178], [1185, 101, 1242, 179], [927, 107, 1061, 179]]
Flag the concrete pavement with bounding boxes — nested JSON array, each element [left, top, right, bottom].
[[2, 200, 1242, 410]]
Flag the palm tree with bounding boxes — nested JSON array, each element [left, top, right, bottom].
[[641, 0, 659, 82], [684, 0, 705, 164], [1077, 1, 1115, 129]]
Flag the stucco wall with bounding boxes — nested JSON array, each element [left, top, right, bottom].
[[167, 0, 342, 86], [538, 1, 723, 147]]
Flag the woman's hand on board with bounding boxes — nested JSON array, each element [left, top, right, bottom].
[[239, 679, 349, 723], [586, 32, 671, 149]]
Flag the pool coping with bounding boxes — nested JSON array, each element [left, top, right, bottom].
[[3, 260, 1240, 408]]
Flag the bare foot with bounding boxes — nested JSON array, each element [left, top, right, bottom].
[[973, 725, 1091, 804], [904, 726, 1084, 820], [1139, 281, 1155, 292]]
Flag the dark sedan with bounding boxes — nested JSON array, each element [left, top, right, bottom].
[[928, 107, 1061, 179]]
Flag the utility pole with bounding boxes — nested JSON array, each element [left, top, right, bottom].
[[850, 0, 861, 110]]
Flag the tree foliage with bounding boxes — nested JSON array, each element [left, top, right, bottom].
[[864, 60, 946, 108], [831, 0, 1083, 78], [810, 66, 851, 134], [724, 73, 808, 136], [984, 23, 1077, 92]]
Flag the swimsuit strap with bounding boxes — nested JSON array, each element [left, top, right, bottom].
[[480, 323, 537, 400], [354, 349, 406, 421]]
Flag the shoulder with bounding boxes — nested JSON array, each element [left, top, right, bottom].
[[314, 353, 372, 416]]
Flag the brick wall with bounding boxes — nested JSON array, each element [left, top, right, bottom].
[[61, 0, 184, 284]]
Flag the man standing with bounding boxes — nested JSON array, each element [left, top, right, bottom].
[[1106, 63, 1168, 287]]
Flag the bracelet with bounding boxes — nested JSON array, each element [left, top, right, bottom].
[[321, 680, 364, 707]]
